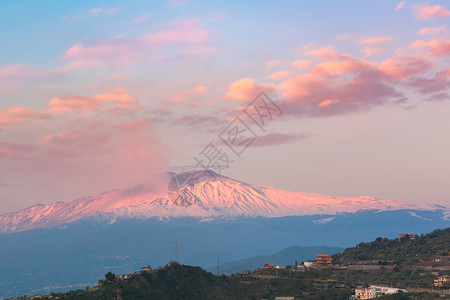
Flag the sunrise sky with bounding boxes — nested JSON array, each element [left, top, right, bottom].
[[0, 0, 449, 214]]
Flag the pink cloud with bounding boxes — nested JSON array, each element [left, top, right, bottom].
[[47, 88, 138, 113], [280, 73, 330, 100], [61, 19, 217, 69], [276, 40, 450, 118], [266, 59, 286, 68], [278, 47, 409, 117], [378, 52, 434, 80], [224, 77, 276, 102], [305, 46, 352, 60], [318, 99, 340, 107], [265, 70, 292, 80], [437, 69, 450, 78], [0, 118, 170, 207], [130, 14, 151, 24], [0, 107, 51, 129], [423, 92, 450, 102], [414, 4, 450, 19], [395, 1, 406, 10], [90, 8, 102, 14], [0, 141, 38, 157], [313, 59, 372, 76], [407, 75, 450, 95], [410, 38, 450, 57], [105, 8, 119, 14], [249, 132, 309, 147], [172, 113, 225, 128], [418, 26, 447, 35], [359, 36, 393, 45], [362, 47, 381, 57], [108, 74, 125, 81], [61, 38, 138, 69], [291, 59, 311, 70], [166, 85, 207, 106], [0, 64, 41, 78], [334, 33, 358, 42], [282, 70, 403, 117], [0, 65, 45, 91]]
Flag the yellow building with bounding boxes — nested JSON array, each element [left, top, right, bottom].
[[434, 275, 449, 287], [354, 287, 375, 299], [316, 254, 332, 266]]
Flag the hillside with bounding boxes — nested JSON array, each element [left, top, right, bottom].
[[11, 228, 450, 300], [333, 227, 450, 263], [14, 262, 353, 300], [2, 211, 449, 299]]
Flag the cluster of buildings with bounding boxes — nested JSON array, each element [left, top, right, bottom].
[[398, 233, 415, 240], [263, 263, 285, 269], [434, 275, 449, 287], [96, 265, 153, 287], [263, 254, 333, 270], [350, 286, 406, 299]]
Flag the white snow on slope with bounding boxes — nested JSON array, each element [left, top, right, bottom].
[[408, 211, 433, 221], [0, 170, 444, 233]]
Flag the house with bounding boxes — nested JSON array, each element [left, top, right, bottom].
[[352, 287, 376, 299], [116, 274, 130, 281], [140, 265, 153, 272], [398, 233, 415, 240], [370, 285, 406, 295], [316, 254, 332, 266], [304, 261, 315, 267], [264, 263, 275, 268], [434, 275, 449, 287]]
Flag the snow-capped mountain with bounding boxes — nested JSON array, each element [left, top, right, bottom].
[[0, 170, 443, 233]]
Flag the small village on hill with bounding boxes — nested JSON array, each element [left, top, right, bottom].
[[9, 228, 450, 300]]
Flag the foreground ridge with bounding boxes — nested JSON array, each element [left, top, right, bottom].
[[14, 227, 450, 300]]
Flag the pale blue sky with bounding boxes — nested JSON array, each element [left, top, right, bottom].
[[0, 0, 449, 213]]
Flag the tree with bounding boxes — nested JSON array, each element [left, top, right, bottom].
[[105, 272, 116, 282]]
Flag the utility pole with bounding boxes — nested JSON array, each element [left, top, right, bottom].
[[175, 241, 178, 262], [217, 258, 220, 276]]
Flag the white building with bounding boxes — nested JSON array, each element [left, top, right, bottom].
[[304, 261, 315, 267], [370, 285, 407, 295]]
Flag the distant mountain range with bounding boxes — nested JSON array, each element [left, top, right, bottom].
[[0, 170, 445, 233]]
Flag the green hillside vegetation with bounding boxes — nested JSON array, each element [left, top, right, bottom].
[[12, 227, 450, 300], [22, 262, 352, 300], [333, 227, 450, 263]]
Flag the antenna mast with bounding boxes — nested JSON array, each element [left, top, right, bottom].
[[175, 241, 178, 262], [217, 258, 220, 275]]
